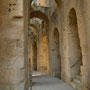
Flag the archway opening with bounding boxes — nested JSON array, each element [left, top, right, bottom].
[[68, 8, 83, 79], [52, 28, 61, 79]]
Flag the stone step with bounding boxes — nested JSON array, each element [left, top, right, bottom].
[[70, 81, 82, 90], [73, 78, 82, 86]]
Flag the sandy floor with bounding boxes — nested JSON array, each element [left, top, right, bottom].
[[32, 71, 74, 90]]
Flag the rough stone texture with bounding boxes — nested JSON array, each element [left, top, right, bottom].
[[0, 0, 90, 90], [37, 35, 49, 73], [0, 0, 30, 90], [30, 0, 90, 90]]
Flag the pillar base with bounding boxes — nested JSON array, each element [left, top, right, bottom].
[[81, 66, 90, 89]]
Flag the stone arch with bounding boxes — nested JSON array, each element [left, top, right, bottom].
[[30, 11, 49, 23], [51, 28, 61, 79], [38, 35, 49, 73], [67, 8, 83, 79]]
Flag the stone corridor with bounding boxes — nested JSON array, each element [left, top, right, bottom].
[[0, 0, 90, 90], [32, 71, 74, 90]]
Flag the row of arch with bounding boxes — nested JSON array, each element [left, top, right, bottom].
[[30, 8, 83, 83]]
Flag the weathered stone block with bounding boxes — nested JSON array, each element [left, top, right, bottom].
[[0, 69, 25, 84]]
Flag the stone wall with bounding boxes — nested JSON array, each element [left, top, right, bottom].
[[43, 0, 90, 89], [30, 0, 90, 90], [0, 0, 30, 90]]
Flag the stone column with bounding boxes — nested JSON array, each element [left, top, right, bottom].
[[0, 0, 27, 90], [81, 1, 90, 90]]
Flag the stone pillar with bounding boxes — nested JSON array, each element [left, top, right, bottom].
[[37, 34, 49, 74], [81, 1, 90, 90], [0, 0, 27, 90]]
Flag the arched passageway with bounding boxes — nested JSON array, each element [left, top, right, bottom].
[[38, 35, 49, 74], [52, 28, 61, 79], [67, 8, 83, 79]]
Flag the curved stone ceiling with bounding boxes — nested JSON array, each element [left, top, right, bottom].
[[30, 11, 49, 23]]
